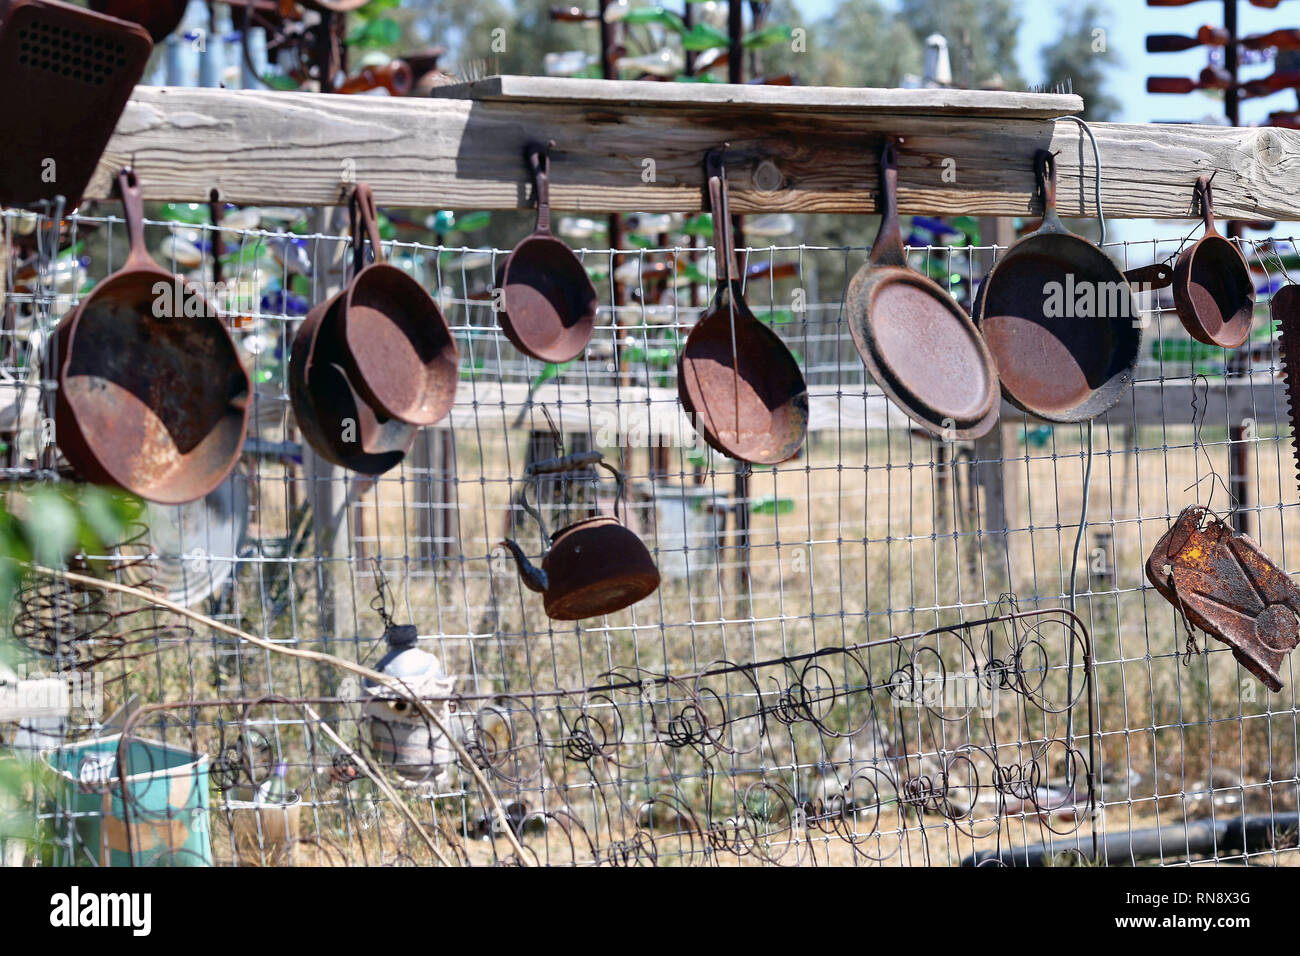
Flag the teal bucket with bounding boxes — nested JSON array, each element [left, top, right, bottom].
[[44, 734, 212, 867]]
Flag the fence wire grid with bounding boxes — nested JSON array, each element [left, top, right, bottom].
[[2, 204, 1298, 868]]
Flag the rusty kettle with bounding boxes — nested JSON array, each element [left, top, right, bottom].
[[501, 451, 660, 621]]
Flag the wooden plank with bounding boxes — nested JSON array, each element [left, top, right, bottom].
[[87, 86, 1300, 219], [430, 75, 1083, 118]]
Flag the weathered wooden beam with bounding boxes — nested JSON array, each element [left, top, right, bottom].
[[429, 75, 1084, 118], [88, 83, 1300, 220]]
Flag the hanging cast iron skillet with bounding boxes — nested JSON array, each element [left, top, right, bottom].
[[1172, 175, 1255, 349], [289, 293, 417, 477], [677, 148, 808, 464], [55, 168, 250, 504], [845, 137, 999, 440], [499, 142, 599, 363], [973, 149, 1142, 423], [334, 183, 458, 427]]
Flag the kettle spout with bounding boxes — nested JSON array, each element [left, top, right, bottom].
[[500, 538, 548, 593]]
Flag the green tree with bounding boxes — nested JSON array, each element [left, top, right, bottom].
[[1038, 1, 1121, 121], [796, 0, 922, 89], [896, 0, 1024, 90]]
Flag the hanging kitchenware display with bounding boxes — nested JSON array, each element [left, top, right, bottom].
[[55, 168, 250, 505], [846, 136, 999, 440], [288, 298, 417, 477], [1146, 505, 1300, 692], [0, 0, 153, 208], [501, 450, 660, 621], [333, 184, 458, 427], [973, 149, 1142, 423], [1172, 175, 1255, 349], [87, 0, 188, 42], [677, 148, 808, 464], [498, 142, 599, 363]]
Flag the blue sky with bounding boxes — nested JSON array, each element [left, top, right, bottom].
[[798, 0, 1300, 125]]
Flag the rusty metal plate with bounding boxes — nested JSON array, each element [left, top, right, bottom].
[[1146, 505, 1300, 692]]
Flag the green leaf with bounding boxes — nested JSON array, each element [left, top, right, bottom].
[[683, 214, 713, 238], [682, 23, 729, 51], [23, 489, 78, 568], [752, 495, 795, 516], [347, 18, 400, 49], [622, 7, 686, 32], [452, 210, 492, 234], [743, 25, 792, 50], [531, 361, 573, 388]]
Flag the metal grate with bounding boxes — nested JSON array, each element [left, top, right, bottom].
[[2, 205, 1298, 867]]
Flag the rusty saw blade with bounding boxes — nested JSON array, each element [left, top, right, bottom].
[[1276, 285, 1300, 496]]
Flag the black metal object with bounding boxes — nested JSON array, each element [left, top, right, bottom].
[[963, 813, 1300, 867]]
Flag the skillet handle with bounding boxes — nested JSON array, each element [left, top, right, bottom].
[[868, 137, 907, 269], [1032, 149, 1067, 235], [526, 141, 554, 235], [116, 168, 153, 271], [704, 148, 738, 286], [1195, 174, 1218, 235], [349, 183, 386, 271], [1123, 263, 1174, 291]]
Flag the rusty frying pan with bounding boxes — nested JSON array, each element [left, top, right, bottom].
[[677, 149, 808, 465], [499, 142, 599, 363], [289, 292, 416, 476], [333, 184, 458, 427], [974, 149, 1142, 423], [1172, 175, 1255, 349], [846, 137, 999, 439], [55, 168, 250, 504]]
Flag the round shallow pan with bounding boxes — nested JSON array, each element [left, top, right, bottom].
[[334, 184, 458, 427], [499, 142, 599, 363], [1172, 175, 1254, 349], [56, 168, 249, 504], [973, 149, 1141, 423], [677, 148, 808, 464], [846, 137, 999, 440], [289, 293, 416, 476]]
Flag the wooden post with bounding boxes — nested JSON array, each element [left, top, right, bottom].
[[975, 216, 1016, 594], [304, 206, 350, 688], [414, 428, 459, 562]]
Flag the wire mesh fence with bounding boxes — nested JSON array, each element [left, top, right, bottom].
[[2, 204, 1298, 866]]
